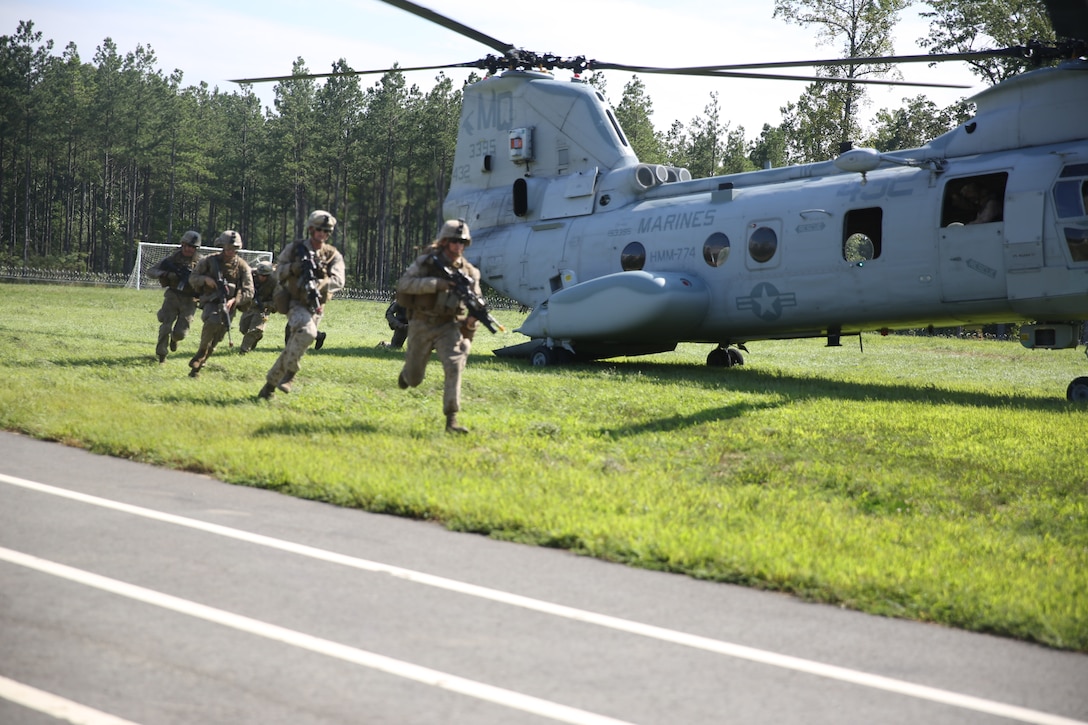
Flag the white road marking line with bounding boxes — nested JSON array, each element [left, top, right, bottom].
[[0, 547, 636, 725], [3, 473, 1085, 725], [0, 674, 143, 725]]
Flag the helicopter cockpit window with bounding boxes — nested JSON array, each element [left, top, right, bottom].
[[621, 241, 646, 271], [748, 226, 777, 264], [703, 232, 730, 267], [843, 207, 882, 262], [941, 172, 1007, 226]]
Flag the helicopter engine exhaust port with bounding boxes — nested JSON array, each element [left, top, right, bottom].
[[629, 163, 670, 192]]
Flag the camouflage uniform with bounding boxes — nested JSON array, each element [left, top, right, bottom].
[[238, 261, 277, 353], [187, 231, 254, 377], [396, 219, 481, 433], [381, 300, 409, 349], [147, 231, 202, 362], [259, 210, 345, 398]]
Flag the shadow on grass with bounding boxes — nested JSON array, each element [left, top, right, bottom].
[[306, 344, 408, 361], [491, 355, 1078, 414], [252, 419, 379, 437], [601, 398, 786, 437]]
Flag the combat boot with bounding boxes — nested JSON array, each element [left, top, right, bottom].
[[445, 413, 469, 434], [315, 331, 327, 350], [158, 354, 166, 364], [257, 383, 276, 400], [276, 372, 295, 394], [169, 338, 178, 352]]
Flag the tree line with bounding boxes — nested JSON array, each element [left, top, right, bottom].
[[0, 1, 1052, 288]]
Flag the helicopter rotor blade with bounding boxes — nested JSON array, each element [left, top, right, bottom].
[[375, 0, 516, 56], [233, 0, 1080, 89], [588, 62, 970, 88], [230, 61, 481, 85], [618, 49, 1034, 74]]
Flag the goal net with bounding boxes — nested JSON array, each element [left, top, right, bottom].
[[126, 242, 275, 290]]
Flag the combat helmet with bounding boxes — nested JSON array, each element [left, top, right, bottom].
[[437, 219, 471, 246], [307, 210, 336, 232], [216, 230, 243, 249]]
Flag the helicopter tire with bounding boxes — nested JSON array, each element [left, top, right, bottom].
[[708, 347, 743, 367], [1066, 376, 1088, 402], [707, 347, 729, 367], [530, 345, 556, 367]]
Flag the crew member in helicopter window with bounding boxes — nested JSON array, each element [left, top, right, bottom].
[[956, 180, 1003, 225]]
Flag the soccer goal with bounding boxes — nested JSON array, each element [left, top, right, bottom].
[[126, 242, 275, 290]]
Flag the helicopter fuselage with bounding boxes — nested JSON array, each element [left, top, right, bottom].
[[447, 65, 1088, 378]]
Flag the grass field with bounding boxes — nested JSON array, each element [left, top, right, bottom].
[[1, 283, 1086, 651]]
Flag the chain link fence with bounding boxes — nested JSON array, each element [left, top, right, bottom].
[[0, 265, 526, 310]]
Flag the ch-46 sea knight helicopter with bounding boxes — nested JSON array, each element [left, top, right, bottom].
[[237, 0, 1088, 400]]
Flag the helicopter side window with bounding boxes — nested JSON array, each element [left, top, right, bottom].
[[748, 226, 777, 264], [621, 241, 646, 271], [843, 208, 882, 262], [1053, 178, 1088, 219], [1053, 181, 1082, 218], [703, 232, 730, 267], [1054, 168, 1088, 263], [941, 173, 1007, 226], [1065, 228, 1088, 262]]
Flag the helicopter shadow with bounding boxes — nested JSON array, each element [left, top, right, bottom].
[[495, 356, 1073, 439]]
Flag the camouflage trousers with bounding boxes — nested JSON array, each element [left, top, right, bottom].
[[399, 316, 472, 416], [238, 307, 270, 352], [265, 302, 323, 386], [156, 290, 197, 358], [190, 305, 234, 368]]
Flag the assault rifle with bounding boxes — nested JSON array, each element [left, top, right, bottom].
[[295, 243, 322, 314], [158, 259, 194, 294], [427, 253, 505, 334], [213, 259, 235, 348]]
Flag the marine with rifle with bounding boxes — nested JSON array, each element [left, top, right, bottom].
[[187, 230, 254, 378], [146, 230, 203, 364], [238, 260, 277, 354], [395, 219, 500, 434], [257, 210, 344, 399]]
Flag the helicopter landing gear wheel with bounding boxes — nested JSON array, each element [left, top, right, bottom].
[[531, 345, 556, 367], [707, 346, 744, 367], [1067, 376, 1088, 402]]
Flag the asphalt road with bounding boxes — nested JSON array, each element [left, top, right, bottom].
[[1, 431, 1085, 725]]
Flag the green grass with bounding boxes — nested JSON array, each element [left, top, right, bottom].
[[2, 283, 1086, 650]]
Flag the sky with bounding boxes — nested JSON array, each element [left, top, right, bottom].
[[5, 0, 988, 138]]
